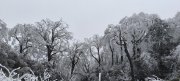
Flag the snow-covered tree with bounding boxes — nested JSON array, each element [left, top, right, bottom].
[[9, 24, 34, 56], [34, 19, 72, 61], [0, 19, 8, 43], [67, 42, 84, 77]]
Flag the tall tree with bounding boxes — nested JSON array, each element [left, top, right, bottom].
[[104, 24, 119, 66], [87, 35, 103, 67], [68, 42, 84, 77], [117, 13, 163, 80], [105, 24, 136, 81], [34, 19, 72, 61], [142, 17, 180, 80], [146, 18, 174, 78], [9, 24, 34, 56], [147, 18, 173, 57], [85, 35, 104, 81]]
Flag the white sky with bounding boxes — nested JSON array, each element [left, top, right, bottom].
[[0, 0, 180, 41]]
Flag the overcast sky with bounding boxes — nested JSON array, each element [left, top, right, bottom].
[[0, 0, 180, 41]]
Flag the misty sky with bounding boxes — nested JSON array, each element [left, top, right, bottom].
[[0, 0, 180, 41]]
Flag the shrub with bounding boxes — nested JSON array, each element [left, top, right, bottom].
[[0, 63, 58, 81]]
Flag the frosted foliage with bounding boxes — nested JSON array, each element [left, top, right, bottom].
[[118, 13, 160, 42], [0, 64, 56, 81], [104, 24, 128, 42], [9, 24, 34, 44], [140, 52, 158, 71], [0, 64, 39, 81], [173, 12, 180, 26], [33, 19, 72, 59], [0, 19, 8, 42], [174, 45, 180, 63], [145, 75, 164, 81], [35, 19, 72, 45], [119, 12, 159, 28]]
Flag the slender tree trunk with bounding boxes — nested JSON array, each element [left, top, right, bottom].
[[20, 44, 23, 53], [99, 73, 101, 81], [121, 55, 123, 64], [110, 46, 114, 66], [98, 60, 101, 81], [119, 30, 124, 63], [133, 44, 136, 57], [47, 51, 52, 61], [111, 52, 114, 66], [116, 55, 120, 64], [108, 39, 114, 66], [123, 41, 135, 81], [71, 63, 75, 76], [97, 48, 101, 66]]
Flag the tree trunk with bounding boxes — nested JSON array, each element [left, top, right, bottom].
[[46, 45, 52, 61], [123, 41, 135, 81], [99, 73, 101, 81], [109, 39, 114, 66], [116, 54, 119, 64], [48, 51, 52, 61], [71, 63, 75, 77], [20, 44, 23, 53], [97, 48, 101, 67], [133, 44, 136, 57], [110, 47, 114, 66], [119, 30, 124, 63], [121, 55, 123, 63]]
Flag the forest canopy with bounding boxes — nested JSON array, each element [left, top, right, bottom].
[[0, 12, 180, 81]]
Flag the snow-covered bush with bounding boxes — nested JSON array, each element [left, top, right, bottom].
[[133, 52, 158, 80], [0, 63, 56, 81], [0, 64, 38, 81], [140, 52, 158, 71]]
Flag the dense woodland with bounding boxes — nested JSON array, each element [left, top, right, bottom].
[[0, 12, 180, 81]]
